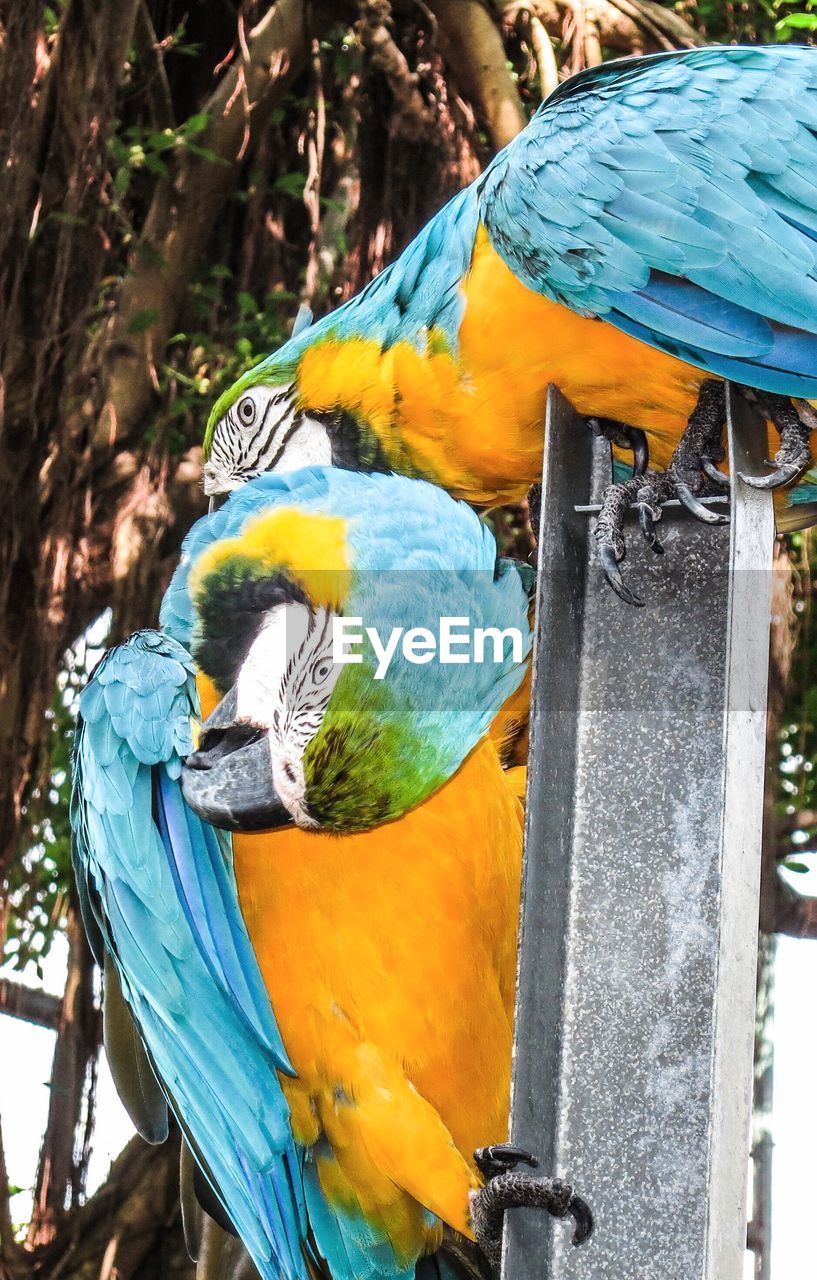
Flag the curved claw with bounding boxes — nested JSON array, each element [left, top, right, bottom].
[[701, 457, 730, 489], [738, 459, 809, 491], [638, 502, 664, 555], [597, 544, 643, 608], [626, 427, 649, 477], [568, 1193, 594, 1247], [474, 1144, 538, 1173], [675, 483, 730, 525]]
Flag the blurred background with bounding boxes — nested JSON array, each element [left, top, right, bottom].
[[0, 2, 816, 1277]]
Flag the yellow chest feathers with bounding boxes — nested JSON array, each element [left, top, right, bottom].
[[230, 739, 523, 1248], [294, 227, 706, 503]]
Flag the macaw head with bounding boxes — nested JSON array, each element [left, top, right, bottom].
[[166, 469, 531, 834], [202, 377, 330, 499], [201, 326, 392, 500]]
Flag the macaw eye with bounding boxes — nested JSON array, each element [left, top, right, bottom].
[[237, 396, 256, 427], [311, 657, 333, 686]]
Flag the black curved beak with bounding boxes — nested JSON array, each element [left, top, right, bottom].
[[181, 688, 294, 833]]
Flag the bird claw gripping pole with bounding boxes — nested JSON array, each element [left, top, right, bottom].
[[591, 381, 813, 605], [504, 383, 774, 1280], [471, 1144, 593, 1273]]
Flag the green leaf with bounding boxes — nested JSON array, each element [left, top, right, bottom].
[[274, 172, 307, 198], [783, 858, 811, 874], [128, 308, 161, 335], [143, 153, 169, 176], [147, 129, 176, 151], [47, 211, 86, 228], [776, 10, 817, 26], [183, 142, 229, 165], [183, 111, 210, 138]]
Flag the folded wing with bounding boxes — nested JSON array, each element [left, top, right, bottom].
[[480, 46, 817, 397], [70, 630, 307, 1280]]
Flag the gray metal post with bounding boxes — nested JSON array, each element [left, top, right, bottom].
[[504, 385, 774, 1280]]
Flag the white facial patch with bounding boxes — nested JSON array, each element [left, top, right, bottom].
[[273, 414, 332, 471], [235, 602, 340, 827], [203, 383, 332, 496]]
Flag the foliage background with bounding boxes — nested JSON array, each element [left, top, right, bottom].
[[0, 2, 814, 1277]]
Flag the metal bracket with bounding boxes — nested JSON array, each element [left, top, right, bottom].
[[503, 384, 775, 1280]]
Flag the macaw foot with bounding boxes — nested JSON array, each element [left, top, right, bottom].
[[666, 378, 812, 493], [594, 379, 731, 606], [594, 465, 729, 606], [470, 1144, 593, 1274], [585, 416, 650, 477], [739, 389, 813, 490]]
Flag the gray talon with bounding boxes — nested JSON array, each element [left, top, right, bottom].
[[675, 483, 730, 525], [628, 426, 649, 476], [701, 457, 730, 488], [638, 500, 664, 554], [739, 459, 809, 490], [737, 389, 812, 490], [587, 418, 650, 477], [597, 543, 644, 608], [471, 1169, 594, 1274], [568, 1192, 594, 1246], [474, 1143, 538, 1180]]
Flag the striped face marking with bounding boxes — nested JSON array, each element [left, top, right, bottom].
[[235, 601, 340, 827], [203, 384, 332, 496]]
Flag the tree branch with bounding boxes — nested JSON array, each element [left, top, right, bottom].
[[37, 1132, 190, 1280], [0, 0, 142, 883], [0, 1112, 23, 1276], [93, 0, 348, 454], [519, 8, 559, 96], [0, 978, 62, 1030], [497, 0, 702, 56], [133, 1, 175, 132], [604, 0, 701, 48], [27, 907, 99, 1248], [359, 2, 436, 140], [775, 880, 817, 939], [430, 0, 527, 150]]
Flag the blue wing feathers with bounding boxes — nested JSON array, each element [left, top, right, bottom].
[[71, 633, 309, 1280], [480, 45, 817, 394], [155, 773, 292, 1066], [72, 627, 430, 1279], [235, 47, 817, 403]]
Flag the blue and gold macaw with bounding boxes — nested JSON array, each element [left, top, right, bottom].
[[201, 45, 817, 603], [71, 468, 590, 1280]]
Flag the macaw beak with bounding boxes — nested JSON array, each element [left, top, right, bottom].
[[181, 687, 294, 832]]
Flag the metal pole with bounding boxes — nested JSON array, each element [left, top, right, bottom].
[[504, 385, 774, 1280]]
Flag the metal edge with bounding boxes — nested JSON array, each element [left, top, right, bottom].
[[502, 385, 596, 1276], [704, 384, 775, 1280]]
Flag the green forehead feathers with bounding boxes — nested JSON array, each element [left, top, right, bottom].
[[203, 357, 299, 458]]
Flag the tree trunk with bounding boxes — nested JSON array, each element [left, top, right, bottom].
[[0, 1, 718, 1274], [27, 908, 99, 1250]]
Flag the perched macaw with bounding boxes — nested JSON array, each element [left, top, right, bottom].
[[71, 468, 590, 1280], [201, 45, 817, 603]]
